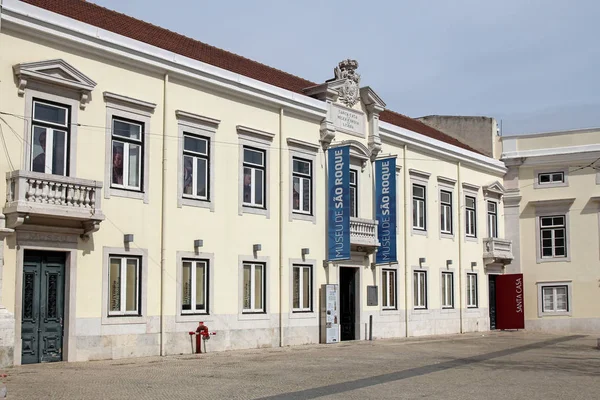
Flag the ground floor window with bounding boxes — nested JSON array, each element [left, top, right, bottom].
[[542, 285, 568, 313], [243, 262, 265, 313], [441, 272, 454, 308], [108, 256, 141, 316], [467, 273, 478, 308], [382, 269, 397, 310], [292, 264, 312, 312], [413, 270, 427, 309], [181, 259, 208, 314]]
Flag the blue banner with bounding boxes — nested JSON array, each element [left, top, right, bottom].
[[327, 146, 350, 261], [375, 158, 397, 264]]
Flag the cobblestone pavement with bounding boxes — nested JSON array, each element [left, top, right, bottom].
[[2, 331, 599, 399]]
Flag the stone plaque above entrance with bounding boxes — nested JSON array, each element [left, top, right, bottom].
[[331, 103, 365, 138]]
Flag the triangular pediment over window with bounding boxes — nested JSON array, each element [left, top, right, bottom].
[[483, 181, 506, 199], [13, 59, 97, 109]]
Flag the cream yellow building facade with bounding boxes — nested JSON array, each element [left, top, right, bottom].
[[0, 0, 511, 367], [501, 128, 600, 333]]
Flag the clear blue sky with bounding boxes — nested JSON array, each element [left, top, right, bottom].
[[90, 0, 600, 135]]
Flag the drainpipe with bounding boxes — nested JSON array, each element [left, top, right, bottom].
[[403, 145, 409, 338], [160, 73, 169, 356], [278, 108, 284, 347], [457, 161, 463, 333]]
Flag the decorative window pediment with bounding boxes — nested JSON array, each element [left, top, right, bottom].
[[483, 181, 506, 199], [331, 140, 371, 170], [13, 59, 97, 109]]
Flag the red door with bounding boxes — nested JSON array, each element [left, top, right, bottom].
[[495, 274, 525, 330]]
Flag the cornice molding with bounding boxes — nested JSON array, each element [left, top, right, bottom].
[[409, 168, 431, 180], [236, 125, 275, 142], [286, 138, 320, 153], [103, 91, 156, 113], [462, 182, 480, 192], [175, 110, 220, 128]]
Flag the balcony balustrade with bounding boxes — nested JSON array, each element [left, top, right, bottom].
[[350, 217, 380, 249]]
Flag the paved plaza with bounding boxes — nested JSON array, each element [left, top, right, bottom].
[[2, 331, 599, 399]]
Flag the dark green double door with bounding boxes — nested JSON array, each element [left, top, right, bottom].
[[22, 251, 65, 364]]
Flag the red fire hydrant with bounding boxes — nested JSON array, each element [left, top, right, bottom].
[[188, 322, 216, 354]]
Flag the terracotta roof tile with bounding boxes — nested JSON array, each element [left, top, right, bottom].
[[20, 0, 480, 154]]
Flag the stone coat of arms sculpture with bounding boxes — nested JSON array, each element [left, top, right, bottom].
[[333, 59, 361, 107]]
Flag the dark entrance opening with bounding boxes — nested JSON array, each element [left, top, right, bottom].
[[489, 275, 497, 330], [22, 250, 66, 364], [339, 267, 357, 341]]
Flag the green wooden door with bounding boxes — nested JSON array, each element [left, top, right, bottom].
[[22, 251, 65, 364]]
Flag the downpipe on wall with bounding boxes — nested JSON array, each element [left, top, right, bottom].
[[279, 107, 284, 347], [160, 73, 169, 356], [457, 161, 463, 334], [403, 145, 409, 338]]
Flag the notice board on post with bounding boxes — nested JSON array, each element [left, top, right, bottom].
[[495, 273, 525, 330]]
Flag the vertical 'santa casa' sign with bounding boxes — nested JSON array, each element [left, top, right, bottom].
[[496, 273, 525, 330], [375, 158, 397, 264], [327, 146, 350, 261]]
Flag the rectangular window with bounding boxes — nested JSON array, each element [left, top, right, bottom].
[[538, 172, 564, 185], [349, 169, 358, 218], [108, 256, 141, 316], [467, 273, 478, 308], [440, 190, 453, 234], [243, 262, 265, 313], [182, 133, 210, 201], [441, 272, 454, 308], [412, 184, 427, 230], [292, 264, 312, 312], [487, 201, 498, 238], [413, 270, 427, 309], [382, 269, 397, 310], [540, 216, 567, 258], [465, 196, 477, 238], [243, 147, 266, 208], [31, 100, 70, 176], [181, 259, 208, 314], [542, 285, 569, 312], [292, 158, 312, 214], [111, 118, 144, 191]]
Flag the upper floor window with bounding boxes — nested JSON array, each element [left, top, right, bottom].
[[108, 255, 141, 316], [539, 172, 564, 185], [465, 196, 477, 238], [243, 147, 266, 208], [540, 216, 567, 258], [440, 190, 453, 234], [183, 133, 210, 201], [292, 158, 312, 215], [413, 184, 427, 231], [487, 201, 498, 238], [181, 259, 208, 314], [111, 118, 144, 191], [349, 169, 358, 217], [31, 100, 70, 176]]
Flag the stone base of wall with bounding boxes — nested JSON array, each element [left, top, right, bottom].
[[525, 317, 600, 334], [408, 308, 489, 337], [0, 308, 15, 368]]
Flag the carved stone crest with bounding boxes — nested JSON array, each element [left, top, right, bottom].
[[333, 59, 360, 107]]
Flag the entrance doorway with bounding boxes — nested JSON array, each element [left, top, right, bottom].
[[21, 251, 66, 364], [488, 275, 497, 330], [339, 267, 357, 341]]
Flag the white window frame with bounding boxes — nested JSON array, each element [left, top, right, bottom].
[[441, 271, 454, 309], [287, 138, 318, 223], [292, 264, 312, 312], [410, 169, 430, 236], [110, 118, 144, 191], [539, 215, 568, 260], [412, 184, 427, 231], [242, 262, 266, 314], [466, 273, 478, 308], [104, 92, 155, 203], [536, 281, 573, 317], [382, 269, 397, 310], [292, 157, 313, 215], [465, 195, 477, 238], [107, 255, 141, 316], [101, 247, 148, 326], [175, 251, 215, 323], [487, 201, 498, 238], [237, 126, 274, 218], [534, 168, 568, 189], [180, 259, 209, 315], [440, 190, 453, 236], [349, 169, 358, 218], [30, 100, 70, 176], [413, 270, 427, 309], [533, 200, 573, 263]]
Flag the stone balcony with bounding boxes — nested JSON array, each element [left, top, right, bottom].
[[350, 217, 380, 251], [4, 170, 104, 237], [483, 238, 513, 266]]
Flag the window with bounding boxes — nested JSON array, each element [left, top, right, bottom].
[[243, 262, 265, 313], [467, 273, 478, 308], [440, 190, 452, 234], [31, 100, 70, 176], [182, 134, 210, 200], [538, 172, 564, 185], [413, 270, 427, 309], [487, 201, 498, 238], [441, 272, 454, 308], [243, 147, 266, 208], [540, 216, 567, 258], [349, 169, 358, 217], [542, 286, 568, 312], [111, 118, 144, 191], [465, 196, 477, 238], [413, 184, 427, 230], [292, 158, 312, 214], [108, 256, 141, 316], [382, 269, 397, 310], [292, 265, 312, 312], [181, 259, 208, 314]]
